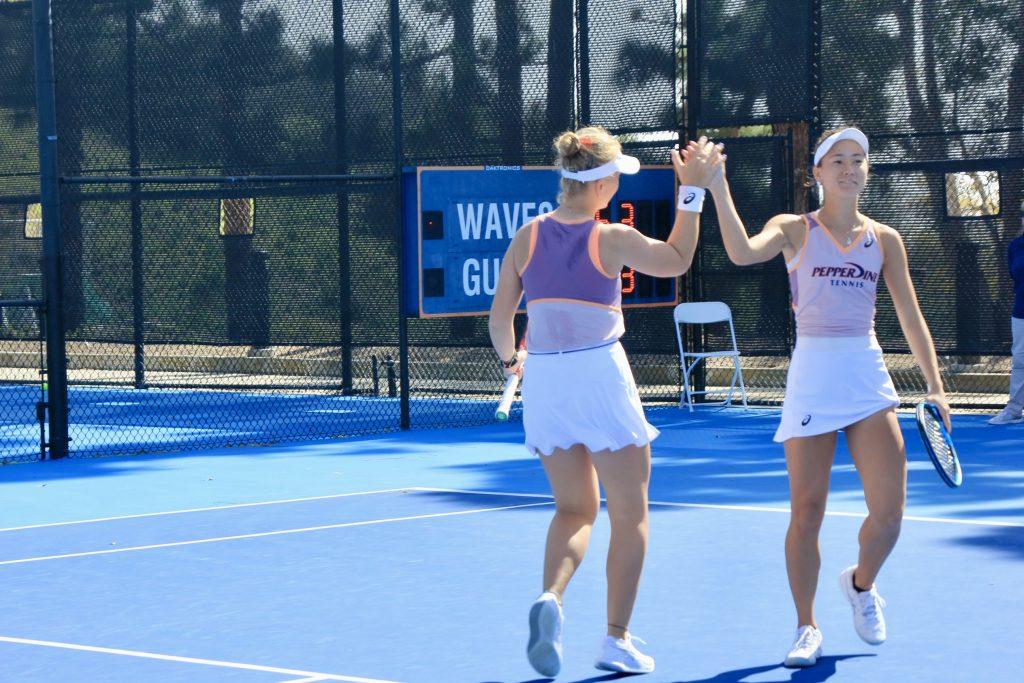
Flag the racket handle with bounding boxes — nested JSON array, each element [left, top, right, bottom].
[[495, 374, 520, 421]]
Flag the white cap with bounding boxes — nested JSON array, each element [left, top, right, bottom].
[[813, 127, 869, 166], [560, 154, 641, 182]]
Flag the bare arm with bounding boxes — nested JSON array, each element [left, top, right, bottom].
[[707, 166, 795, 266], [602, 141, 720, 277], [605, 204, 701, 277], [880, 226, 952, 430], [488, 232, 526, 377]]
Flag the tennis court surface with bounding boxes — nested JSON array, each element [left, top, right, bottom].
[[1, 407, 1021, 682]]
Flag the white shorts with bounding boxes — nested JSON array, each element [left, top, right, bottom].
[[522, 341, 659, 456], [774, 335, 899, 443]]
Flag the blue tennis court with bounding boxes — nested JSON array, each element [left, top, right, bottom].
[[1, 407, 1020, 682], [0, 385, 518, 459]]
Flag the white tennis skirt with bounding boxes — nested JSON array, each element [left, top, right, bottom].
[[774, 335, 900, 443], [521, 341, 660, 457]]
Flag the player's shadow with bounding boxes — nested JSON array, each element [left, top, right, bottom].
[[548, 654, 875, 683], [950, 525, 1024, 560]]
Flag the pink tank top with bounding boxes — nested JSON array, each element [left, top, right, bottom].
[[787, 212, 885, 338]]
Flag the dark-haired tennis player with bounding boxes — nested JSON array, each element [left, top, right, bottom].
[[489, 127, 720, 676], [699, 127, 951, 666]]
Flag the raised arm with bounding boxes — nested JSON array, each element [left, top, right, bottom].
[[879, 225, 952, 430], [602, 138, 722, 278], [706, 157, 798, 266]]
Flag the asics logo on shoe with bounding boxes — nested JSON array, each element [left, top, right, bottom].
[[802, 414, 812, 426]]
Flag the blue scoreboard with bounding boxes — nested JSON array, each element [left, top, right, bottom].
[[403, 166, 678, 317]]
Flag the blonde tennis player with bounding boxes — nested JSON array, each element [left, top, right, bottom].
[[701, 127, 951, 667], [489, 128, 721, 676]]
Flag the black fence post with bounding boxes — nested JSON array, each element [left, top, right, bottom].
[[784, 127, 796, 351], [127, 0, 146, 389], [685, 0, 705, 401], [956, 239, 981, 360], [807, 0, 822, 212], [391, 0, 410, 429], [577, 0, 590, 125], [332, 0, 353, 395], [31, 0, 70, 459]]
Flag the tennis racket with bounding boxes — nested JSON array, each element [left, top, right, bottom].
[[495, 373, 520, 421], [495, 327, 527, 421], [915, 401, 962, 488]]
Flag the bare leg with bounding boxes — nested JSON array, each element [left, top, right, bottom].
[[844, 407, 906, 588], [783, 432, 837, 628], [539, 444, 601, 600], [590, 443, 651, 639]]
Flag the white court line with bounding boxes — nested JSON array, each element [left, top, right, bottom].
[[0, 488, 417, 533], [0, 501, 554, 566], [0, 636, 396, 683], [409, 487, 1024, 529], [279, 677, 330, 683]]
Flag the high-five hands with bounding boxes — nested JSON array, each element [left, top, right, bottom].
[[672, 136, 724, 189]]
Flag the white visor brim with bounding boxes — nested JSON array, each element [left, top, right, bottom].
[[560, 154, 640, 182], [813, 128, 869, 166]]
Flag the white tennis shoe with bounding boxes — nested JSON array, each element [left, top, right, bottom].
[[839, 565, 887, 644], [988, 407, 1024, 425], [526, 592, 563, 677], [784, 625, 823, 668], [594, 633, 655, 674]]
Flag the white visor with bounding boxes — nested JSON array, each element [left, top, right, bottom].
[[560, 154, 640, 182], [813, 128, 869, 166]]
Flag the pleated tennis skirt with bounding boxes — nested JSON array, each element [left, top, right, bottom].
[[521, 341, 660, 457], [774, 335, 900, 443]]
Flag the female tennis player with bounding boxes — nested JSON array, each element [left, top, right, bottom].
[[701, 127, 951, 667], [488, 127, 721, 676]]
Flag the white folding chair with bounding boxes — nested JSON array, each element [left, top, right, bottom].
[[673, 301, 748, 411]]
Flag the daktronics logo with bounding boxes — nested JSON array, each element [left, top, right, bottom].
[[811, 262, 878, 283]]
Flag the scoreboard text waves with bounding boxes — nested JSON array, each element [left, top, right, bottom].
[[403, 166, 678, 317]]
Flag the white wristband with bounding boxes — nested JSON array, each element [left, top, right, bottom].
[[677, 186, 705, 213]]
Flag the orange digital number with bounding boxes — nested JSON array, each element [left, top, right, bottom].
[[619, 202, 636, 294], [619, 202, 635, 228], [621, 268, 636, 294]]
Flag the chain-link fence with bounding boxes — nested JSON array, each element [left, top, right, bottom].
[[696, 0, 1024, 410], [0, 0, 1020, 462]]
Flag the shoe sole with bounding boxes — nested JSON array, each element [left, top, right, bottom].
[[838, 568, 886, 646], [595, 660, 655, 674], [784, 644, 823, 668], [527, 599, 561, 677]]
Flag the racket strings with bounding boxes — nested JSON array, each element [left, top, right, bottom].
[[924, 417, 956, 469]]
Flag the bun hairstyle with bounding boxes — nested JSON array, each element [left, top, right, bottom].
[[554, 126, 620, 202]]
